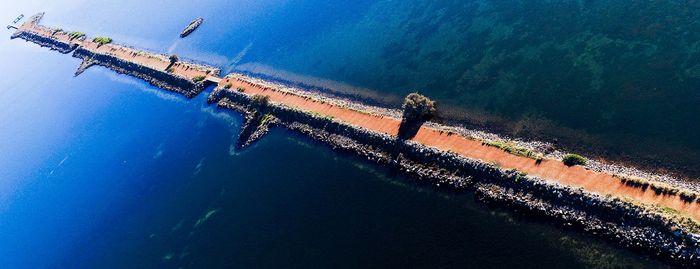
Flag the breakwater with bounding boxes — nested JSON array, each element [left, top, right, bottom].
[[11, 12, 700, 267], [72, 48, 207, 97], [11, 31, 77, 53], [209, 82, 700, 266], [11, 13, 219, 98]]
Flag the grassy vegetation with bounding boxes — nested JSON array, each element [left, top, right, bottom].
[[651, 183, 679, 195], [223, 83, 232, 89], [513, 170, 528, 183], [680, 191, 698, 202], [482, 140, 543, 161], [615, 174, 700, 203], [258, 114, 276, 128], [657, 206, 700, 233], [92, 36, 112, 46], [236, 86, 246, 93], [620, 198, 700, 234], [618, 175, 650, 190], [68, 31, 85, 40], [310, 111, 334, 120], [192, 75, 206, 83], [616, 175, 680, 196], [562, 153, 587, 166]]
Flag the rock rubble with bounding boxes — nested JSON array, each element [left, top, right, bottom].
[[211, 87, 700, 267]]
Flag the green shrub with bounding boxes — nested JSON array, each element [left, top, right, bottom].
[[92, 36, 112, 46], [402, 93, 436, 122], [192, 75, 206, 83], [562, 153, 587, 166], [620, 176, 650, 189], [223, 83, 232, 89], [68, 31, 85, 40], [236, 86, 246, 92], [258, 114, 276, 128], [482, 140, 542, 160], [616, 175, 698, 202]]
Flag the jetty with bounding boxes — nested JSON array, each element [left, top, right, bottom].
[[12, 13, 219, 97], [10, 13, 700, 267]]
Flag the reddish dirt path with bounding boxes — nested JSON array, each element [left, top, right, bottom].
[[220, 76, 700, 221], [412, 128, 700, 220], [18, 21, 216, 81], [224, 78, 401, 135]]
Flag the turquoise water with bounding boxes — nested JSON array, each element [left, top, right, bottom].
[[0, 1, 681, 268]]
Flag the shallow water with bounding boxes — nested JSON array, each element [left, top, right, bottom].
[[0, 1, 682, 268]]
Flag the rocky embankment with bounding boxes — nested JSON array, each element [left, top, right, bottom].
[[71, 48, 206, 97], [12, 20, 213, 98], [234, 74, 700, 195], [219, 101, 279, 149], [210, 87, 700, 267], [11, 31, 77, 54]]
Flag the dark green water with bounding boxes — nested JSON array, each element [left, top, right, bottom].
[[0, 0, 692, 268], [233, 0, 700, 176]]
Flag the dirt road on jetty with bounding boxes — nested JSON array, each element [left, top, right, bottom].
[[220, 76, 700, 221], [17, 14, 216, 81]]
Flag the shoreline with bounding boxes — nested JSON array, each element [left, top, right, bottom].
[[11, 12, 700, 267]]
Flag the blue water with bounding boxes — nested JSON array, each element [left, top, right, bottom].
[[0, 1, 675, 268]]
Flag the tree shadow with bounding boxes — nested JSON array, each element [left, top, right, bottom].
[[397, 119, 425, 140], [388, 119, 426, 163]]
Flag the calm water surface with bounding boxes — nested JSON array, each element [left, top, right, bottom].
[[0, 1, 682, 268]]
